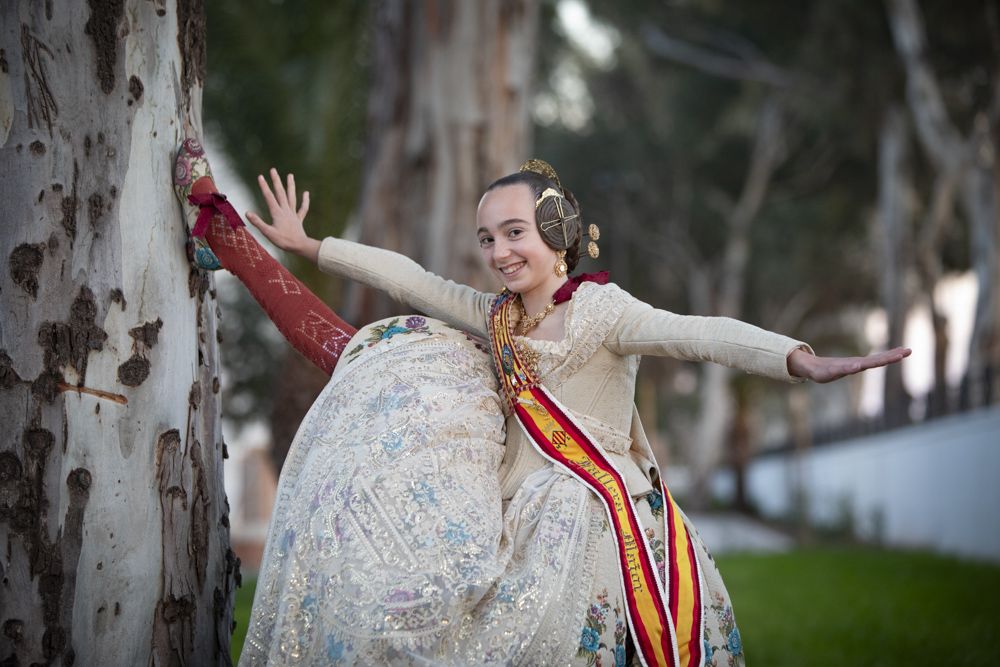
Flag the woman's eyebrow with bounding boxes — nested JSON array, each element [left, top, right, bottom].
[[477, 219, 530, 234]]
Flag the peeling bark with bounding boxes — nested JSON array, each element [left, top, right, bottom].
[[1, 1, 233, 665]]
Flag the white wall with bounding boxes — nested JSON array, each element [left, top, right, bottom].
[[735, 406, 1000, 562]]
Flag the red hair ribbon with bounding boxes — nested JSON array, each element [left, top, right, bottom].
[[187, 192, 244, 238], [552, 270, 610, 304]]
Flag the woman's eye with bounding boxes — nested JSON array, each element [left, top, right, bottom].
[[478, 237, 493, 247], [508, 229, 523, 239]]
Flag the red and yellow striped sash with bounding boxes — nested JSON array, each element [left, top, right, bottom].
[[488, 290, 705, 667]]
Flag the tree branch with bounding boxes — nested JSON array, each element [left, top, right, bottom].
[[640, 23, 797, 89]]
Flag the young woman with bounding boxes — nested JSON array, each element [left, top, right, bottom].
[[179, 142, 908, 666]]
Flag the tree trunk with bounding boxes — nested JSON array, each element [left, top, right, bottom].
[[917, 173, 958, 416], [347, 0, 541, 323], [687, 98, 786, 509], [0, 2, 236, 665], [886, 0, 1000, 406], [876, 105, 913, 425]]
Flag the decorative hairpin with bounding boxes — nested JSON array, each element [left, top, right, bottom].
[[585, 223, 600, 259]]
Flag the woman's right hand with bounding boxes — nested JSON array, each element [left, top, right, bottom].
[[245, 168, 321, 263]]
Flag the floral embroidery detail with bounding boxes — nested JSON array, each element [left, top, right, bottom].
[[613, 615, 627, 667], [645, 488, 664, 518], [577, 588, 627, 666], [727, 627, 742, 655], [442, 519, 472, 545], [580, 626, 600, 654], [644, 526, 666, 584], [705, 591, 743, 666], [174, 158, 191, 186], [326, 636, 345, 660], [182, 137, 205, 156], [345, 317, 433, 362]]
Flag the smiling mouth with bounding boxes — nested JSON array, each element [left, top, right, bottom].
[[498, 262, 525, 276]]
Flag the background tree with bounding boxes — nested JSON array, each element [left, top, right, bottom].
[[535, 0, 996, 506], [1, 2, 236, 665], [202, 0, 997, 506], [206, 0, 542, 468], [348, 0, 542, 322], [205, 0, 369, 469], [885, 0, 1000, 408]]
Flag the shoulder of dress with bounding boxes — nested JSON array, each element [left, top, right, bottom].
[[571, 281, 636, 314], [566, 281, 634, 346]]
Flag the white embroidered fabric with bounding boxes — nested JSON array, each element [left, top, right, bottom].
[[240, 318, 600, 666]]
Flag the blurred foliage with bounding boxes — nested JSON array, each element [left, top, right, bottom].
[[204, 0, 370, 429], [205, 0, 369, 289], [534, 0, 995, 450], [537, 0, 992, 337]]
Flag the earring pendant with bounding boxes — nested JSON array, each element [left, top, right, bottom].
[[554, 250, 568, 277]]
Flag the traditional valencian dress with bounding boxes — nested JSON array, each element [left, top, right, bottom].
[[241, 239, 811, 667]]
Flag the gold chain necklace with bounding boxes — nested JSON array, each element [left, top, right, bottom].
[[514, 296, 556, 337]]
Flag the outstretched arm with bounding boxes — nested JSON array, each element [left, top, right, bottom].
[[193, 171, 355, 376], [246, 169, 495, 337], [606, 289, 910, 383]]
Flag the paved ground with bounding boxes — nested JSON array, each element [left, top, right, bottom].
[[685, 513, 795, 554]]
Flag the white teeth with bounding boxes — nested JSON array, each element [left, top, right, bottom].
[[500, 262, 524, 275]]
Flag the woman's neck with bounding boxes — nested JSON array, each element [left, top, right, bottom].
[[518, 277, 568, 315]]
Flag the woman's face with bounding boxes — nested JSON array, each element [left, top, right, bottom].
[[476, 184, 562, 298]]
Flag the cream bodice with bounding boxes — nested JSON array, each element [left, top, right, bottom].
[[317, 237, 811, 499]]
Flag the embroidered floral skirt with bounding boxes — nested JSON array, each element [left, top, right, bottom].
[[240, 317, 745, 665], [579, 490, 746, 667]]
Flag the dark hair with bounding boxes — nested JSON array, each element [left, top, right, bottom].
[[485, 171, 584, 272]]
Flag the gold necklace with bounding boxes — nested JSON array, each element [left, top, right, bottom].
[[514, 296, 556, 336]]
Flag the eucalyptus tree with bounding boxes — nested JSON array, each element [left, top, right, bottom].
[[1, 2, 236, 664]]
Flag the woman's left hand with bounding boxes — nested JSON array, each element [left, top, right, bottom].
[[787, 346, 911, 383]]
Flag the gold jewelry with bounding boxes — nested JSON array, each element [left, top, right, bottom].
[[585, 223, 600, 258], [535, 187, 563, 210], [519, 159, 562, 188], [514, 296, 556, 336], [554, 250, 568, 277]]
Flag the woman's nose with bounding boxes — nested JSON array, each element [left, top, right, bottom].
[[491, 238, 511, 259]]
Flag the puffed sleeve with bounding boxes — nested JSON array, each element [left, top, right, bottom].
[[604, 292, 813, 383], [316, 237, 494, 337]]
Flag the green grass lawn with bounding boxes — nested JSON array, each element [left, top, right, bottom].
[[231, 548, 1000, 665], [717, 548, 1000, 666]]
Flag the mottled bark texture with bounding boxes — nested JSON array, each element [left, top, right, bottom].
[[347, 0, 541, 323], [0, 2, 236, 665]]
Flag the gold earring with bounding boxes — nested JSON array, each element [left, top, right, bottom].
[[586, 223, 600, 258], [554, 250, 568, 277]]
